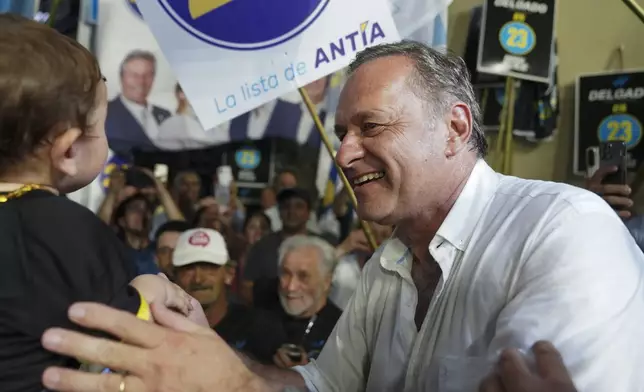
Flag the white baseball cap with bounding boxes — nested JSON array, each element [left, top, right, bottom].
[[172, 228, 229, 267]]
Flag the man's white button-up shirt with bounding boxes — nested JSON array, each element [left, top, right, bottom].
[[295, 159, 644, 392]]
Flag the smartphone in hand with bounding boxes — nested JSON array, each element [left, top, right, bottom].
[[599, 141, 628, 185]]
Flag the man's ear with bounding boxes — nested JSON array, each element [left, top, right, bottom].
[[445, 103, 473, 158], [323, 273, 332, 293], [49, 128, 83, 177], [224, 264, 236, 285]]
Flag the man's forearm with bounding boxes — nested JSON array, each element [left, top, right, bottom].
[[239, 374, 306, 392], [254, 365, 306, 389], [264, 379, 308, 392], [236, 350, 307, 391]]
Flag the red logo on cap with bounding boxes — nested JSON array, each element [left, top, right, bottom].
[[188, 231, 210, 247]]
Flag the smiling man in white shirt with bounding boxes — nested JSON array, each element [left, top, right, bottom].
[[292, 42, 644, 392], [39, 41, 644, 392]]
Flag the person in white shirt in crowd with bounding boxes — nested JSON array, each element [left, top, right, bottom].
[[105, 50, 171, 154], [39, 41, 644, 392], [329, 223, 392, 310]]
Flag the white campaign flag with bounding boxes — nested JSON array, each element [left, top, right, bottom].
[[389, 0, 452, 40], [137, 0, 400, 131], [71, 0, 450, 212]]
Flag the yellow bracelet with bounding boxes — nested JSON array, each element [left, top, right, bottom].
[[136, 290, 151, 321]]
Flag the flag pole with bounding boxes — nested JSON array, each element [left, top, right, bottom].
[[623, 0, 644, 24], [298, 86, 379, 251]]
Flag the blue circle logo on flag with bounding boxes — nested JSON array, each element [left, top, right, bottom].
[[126, 0, 143, 18], [157, 0, 330, 50], [235, 147, 262, 170]]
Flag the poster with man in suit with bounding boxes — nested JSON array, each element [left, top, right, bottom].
[[106, 50, 172, 156]]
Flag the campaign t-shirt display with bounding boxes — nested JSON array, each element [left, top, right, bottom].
[[0, 189, 142, 392]]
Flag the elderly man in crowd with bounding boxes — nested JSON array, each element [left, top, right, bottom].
[[40, 41, 643, 392], [242, 188, 334, 306], [248, 235, 341, 367]]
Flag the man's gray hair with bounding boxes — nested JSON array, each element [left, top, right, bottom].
[[348, 41, 487, 157], [278, 235, 337, 276], [119, 49, 157, 76]]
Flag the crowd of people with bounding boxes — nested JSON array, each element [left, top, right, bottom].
[[2, 12, 644, 392], [89, 161, 393, 370]]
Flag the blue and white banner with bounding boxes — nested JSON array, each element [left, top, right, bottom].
[[70, 0, 449, 211], [137, 0, 399, 131]]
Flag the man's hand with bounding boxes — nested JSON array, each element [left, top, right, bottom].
[[479, 341, 577, 392], [586, 165, 632, 218], [336, 229, 371, 258], [273, 346, 309, 369], [138, 166, 165, 188], [41, 303, 268, 392]]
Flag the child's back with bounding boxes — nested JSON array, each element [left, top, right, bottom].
[[0, 188, 142, 391]]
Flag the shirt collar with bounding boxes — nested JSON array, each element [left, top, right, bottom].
[[120, 95, 148, 112], [434, 159, 500, 252], [378, 159, 500, 272]]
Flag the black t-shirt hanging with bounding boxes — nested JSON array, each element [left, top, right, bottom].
[[0, 189, 142, 392]]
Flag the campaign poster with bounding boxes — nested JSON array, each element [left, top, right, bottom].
[[574, 70, 644, 175], [477, 0, 556, 83]]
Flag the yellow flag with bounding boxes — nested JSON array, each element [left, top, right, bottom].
[[189, 0, 233, 19]]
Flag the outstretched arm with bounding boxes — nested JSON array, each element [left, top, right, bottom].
[[235, 350, 307, 389]]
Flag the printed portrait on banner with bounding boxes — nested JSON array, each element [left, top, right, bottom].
[[67, 0, 449, 212], [97, 0, 341, 156]]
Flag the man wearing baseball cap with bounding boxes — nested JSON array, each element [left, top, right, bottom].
[[173, 228, 257, 350]]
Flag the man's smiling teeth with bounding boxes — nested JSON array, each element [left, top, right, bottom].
[[354, 171, 385, 185]]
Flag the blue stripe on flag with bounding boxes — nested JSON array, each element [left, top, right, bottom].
[[432, 13, 447, 48], [322, 164, 339, 209]]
